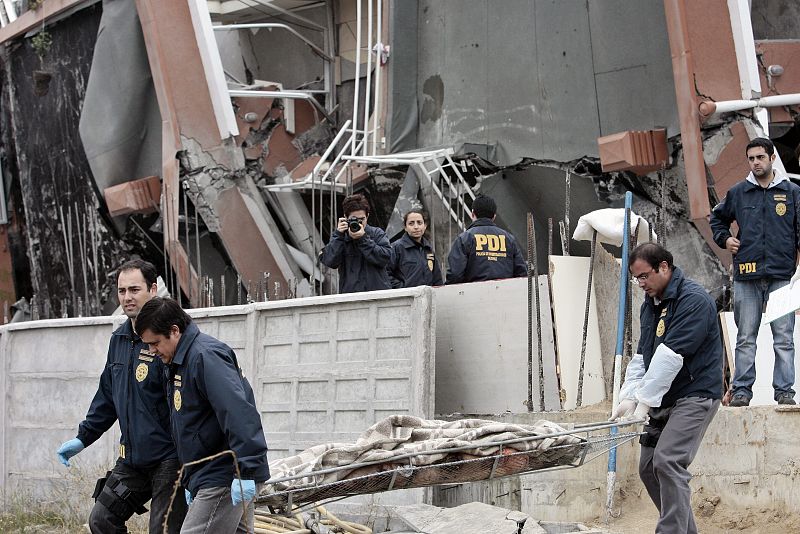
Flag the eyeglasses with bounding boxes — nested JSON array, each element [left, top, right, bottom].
[[630, 268, 656, 285]]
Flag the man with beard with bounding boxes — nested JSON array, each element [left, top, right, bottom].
[[710, 137, 800, 407]]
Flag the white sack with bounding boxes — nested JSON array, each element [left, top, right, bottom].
[[572, 208, 655, 246]]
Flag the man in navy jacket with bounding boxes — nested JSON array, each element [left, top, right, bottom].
[[446, 194, 527, 284], [710, 137, 799, 406], [612, 243, 722, 534], [56, 259, 186, 533], [136, 297, 269, 533], [320, 193, 392, 293]]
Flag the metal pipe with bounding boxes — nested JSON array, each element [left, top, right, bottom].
[[183, 186, 192, 305], [248, 0, 327, 31], [361, 0, 374, 157], [606, 191, 633, 521], [194, 194, 202, 302], [310, 120, 352, 295], [313, 120, 352, 181], [576, 230, 597, 408], [324, 0, 336, 113], [228, 90, 333, 123], [213, 24, 332, 61], [350, 0, 363, 157], [699, 93, 800, 116], [91, 210, 100, 315], [527, 213, 534, 412], [77, 205, 89, 315], [564, 170, 570, 256], [371, 0, 383, 155]]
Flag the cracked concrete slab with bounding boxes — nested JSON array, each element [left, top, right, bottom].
[[263, 123, 302, 176], [388, 502, 548, 533]]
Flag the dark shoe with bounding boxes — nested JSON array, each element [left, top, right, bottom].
[[729, 394, 750, 407], [777, 394, 796, 405]]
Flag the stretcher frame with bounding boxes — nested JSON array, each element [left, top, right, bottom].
[[257, 420, 643, 513]]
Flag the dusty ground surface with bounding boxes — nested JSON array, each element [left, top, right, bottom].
[[586, 490, 800, 534]]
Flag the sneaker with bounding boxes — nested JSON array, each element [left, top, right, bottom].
[[729, 394, 750, 407], [777, 394, 796, 405]]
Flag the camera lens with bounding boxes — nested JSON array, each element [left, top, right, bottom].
[[348, 218, 361, 232]]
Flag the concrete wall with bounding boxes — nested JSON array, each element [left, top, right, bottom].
[[690, 406, 800, 512], [0, 287, 435, 510], [433, 405, 800, 523]]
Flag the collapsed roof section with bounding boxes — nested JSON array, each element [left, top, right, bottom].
[[0, 1, 798, 316]]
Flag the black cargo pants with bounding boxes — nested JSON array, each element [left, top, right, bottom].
[[89, 457, 187, 534]]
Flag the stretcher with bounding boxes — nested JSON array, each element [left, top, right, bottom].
[[257, 419, 642, 512]]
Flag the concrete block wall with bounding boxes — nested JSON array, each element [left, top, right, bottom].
[[252, 289, 435, 459], [435, 406, 800, 523], [689, 406, 800, 512], [0, 316, 123, 502], [0, 287, 435, 510]]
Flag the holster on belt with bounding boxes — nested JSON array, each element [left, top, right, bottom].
[[639, 416, 667, 448]]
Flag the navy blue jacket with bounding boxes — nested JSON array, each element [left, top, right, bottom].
[[77, 319, 176, 469], [446, 218, 527, 284], [320, 224, 392, 293], [388, 234, 443, 288], [637, 267, 723, 408], [710, 176, 800, 281], [166, 323, 270, 495]]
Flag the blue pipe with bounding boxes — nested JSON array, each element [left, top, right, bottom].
[[607, 192, 633, 488]]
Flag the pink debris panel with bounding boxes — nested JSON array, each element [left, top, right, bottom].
[[104, 176, 161, 217], [597, 129, 668, 175]]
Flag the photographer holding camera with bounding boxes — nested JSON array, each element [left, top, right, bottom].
[[320, 193, 392, 293]]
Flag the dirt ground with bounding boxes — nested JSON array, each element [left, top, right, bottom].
[[587, 490, 800, 534]]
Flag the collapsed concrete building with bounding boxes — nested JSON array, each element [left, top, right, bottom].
[[0, 0, 799, 531], [0, 0, 796, 316]]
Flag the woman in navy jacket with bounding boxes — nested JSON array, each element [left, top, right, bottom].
[[388, 209, 443, 288]]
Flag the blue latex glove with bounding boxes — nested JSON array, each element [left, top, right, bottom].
[[231, 479, 256, 506], [56, 438, 85, 467], [185, 489, 193, 506]]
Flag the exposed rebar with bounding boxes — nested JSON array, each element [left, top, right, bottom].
[[576, 230, 597, 408]]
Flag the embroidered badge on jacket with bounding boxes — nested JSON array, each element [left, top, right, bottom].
[[656, 319, 666, 337], [135, 363, 148, 382]]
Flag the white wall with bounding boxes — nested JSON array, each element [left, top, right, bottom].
[[434, 277, 561, 413]]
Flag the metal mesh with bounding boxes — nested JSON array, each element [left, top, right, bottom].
[[257, 427, 641, 510]]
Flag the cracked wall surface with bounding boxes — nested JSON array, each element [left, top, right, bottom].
[[2, 3, 136, 317]]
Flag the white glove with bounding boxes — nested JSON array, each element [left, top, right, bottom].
[[609, 399, 637, 421], [632, 402, 650, 421], [791, 265, 800, 286]]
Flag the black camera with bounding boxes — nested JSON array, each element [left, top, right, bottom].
[[347, 216, 363, 233]]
